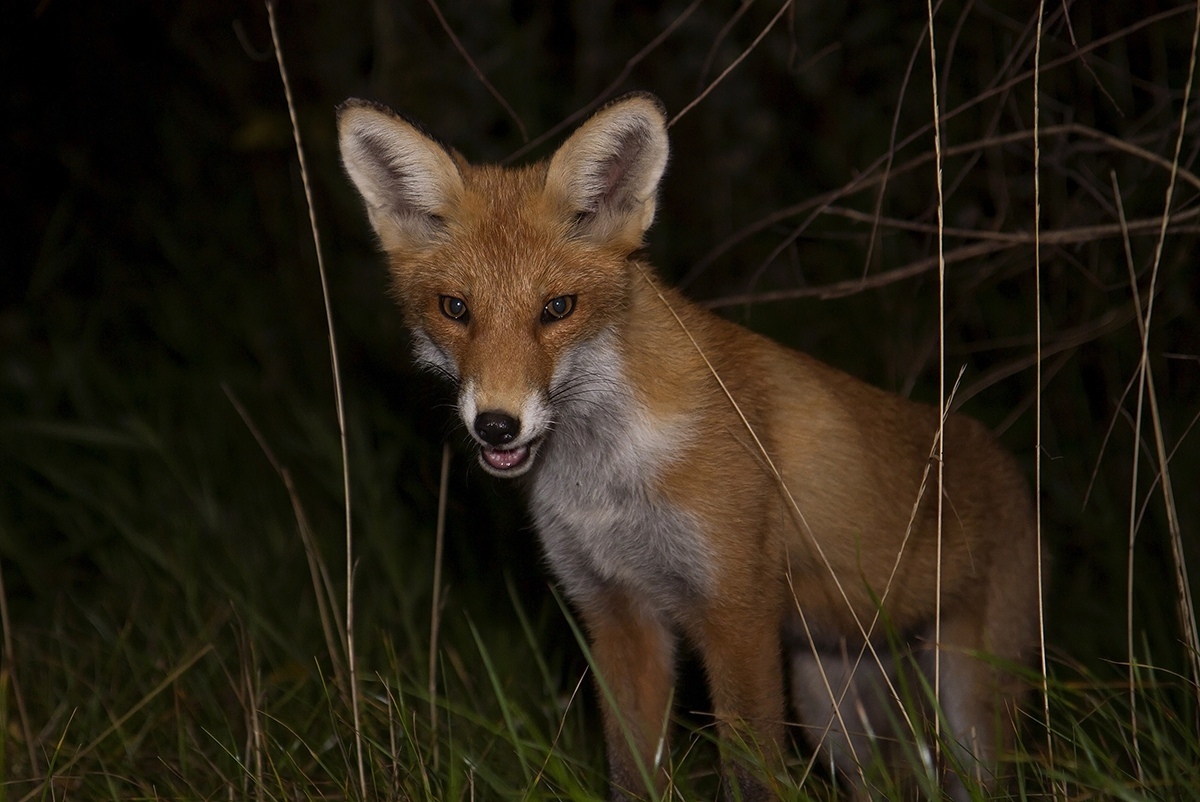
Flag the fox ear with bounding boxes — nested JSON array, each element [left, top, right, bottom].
[[545, 92, 669, 247], [337, 100, 464, 252]]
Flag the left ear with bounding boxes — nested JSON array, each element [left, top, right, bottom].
[[544, 92, 669, 248]]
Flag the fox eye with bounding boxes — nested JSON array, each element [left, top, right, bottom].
[[542, 295, 576, 323], [440, 295, 469, 322]]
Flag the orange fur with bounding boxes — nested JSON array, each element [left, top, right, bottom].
[[338, 93, 1041, 801]]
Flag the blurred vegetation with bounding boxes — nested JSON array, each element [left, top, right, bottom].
[[1, 0, 1197, 798]]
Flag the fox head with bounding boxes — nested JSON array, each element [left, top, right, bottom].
[[338, 93, 670, 477]]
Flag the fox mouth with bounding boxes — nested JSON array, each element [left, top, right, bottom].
[[478, 437, 543, 477]]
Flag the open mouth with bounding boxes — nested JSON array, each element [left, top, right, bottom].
[[478, 437, 542, 476]]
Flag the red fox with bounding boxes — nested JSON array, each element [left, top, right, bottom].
[[337, 92, 1041, 801]]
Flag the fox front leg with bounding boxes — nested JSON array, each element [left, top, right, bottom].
[[579, 587, 677, 801], [691, 596, 788, 802]]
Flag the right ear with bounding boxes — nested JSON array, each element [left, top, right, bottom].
[[337, 99, 464, 252]]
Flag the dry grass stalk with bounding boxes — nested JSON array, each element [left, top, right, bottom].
[[264, 1, 366, 796], [428, 440, 451, 769]]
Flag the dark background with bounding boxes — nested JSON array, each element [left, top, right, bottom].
[[1, 0, 1198, 793]]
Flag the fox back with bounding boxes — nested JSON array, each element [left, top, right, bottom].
[[338, 93, 1041, 801]]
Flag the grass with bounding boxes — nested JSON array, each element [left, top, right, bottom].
[[4, 0, 1199, 800], [0, 357, 1197, 799], [3, 491, 1198, 802]]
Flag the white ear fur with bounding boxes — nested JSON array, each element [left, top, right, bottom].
[[544, 93, 669, 245], [337, 100, 464, 252]]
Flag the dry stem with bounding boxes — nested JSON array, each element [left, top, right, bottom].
[[264, 2, 366, 797]]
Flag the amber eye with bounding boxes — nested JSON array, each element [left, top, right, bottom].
[[541, 294, 576, 323], [439, 295, 469, 322]]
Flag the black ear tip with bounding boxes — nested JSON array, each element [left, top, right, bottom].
[[603, 91, 667, 124], [336, 97, 391, 121]]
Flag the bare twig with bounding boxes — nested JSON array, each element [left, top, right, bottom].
[[505, 0, 703, 164], [954, 305, 1137, 410], [426, 0, 528, 142], [686, 117, 1200, 288], [1122, 0, 1200, 768], [1132, 405, 1200, 532], [815, 203, 1200, 244], [861, 12, 929, 282], [1058, 0, 1122, 115], [695, 0, 758, 93], [686, 3, 1200, 286], [670, 0, 794, 128], [702, 205, 1200, 308]]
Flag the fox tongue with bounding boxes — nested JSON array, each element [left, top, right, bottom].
[[482, 444, 529, 471]]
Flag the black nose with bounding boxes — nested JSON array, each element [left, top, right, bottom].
[[475, 411, 520, 446]]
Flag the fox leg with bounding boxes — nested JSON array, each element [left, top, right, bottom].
[[932, 579, 1035, 799], [791, 644, 899, 800], [580, 587, 677, 801], [932, 644, 995, 798], [692, 598, 787, 802], [914, 606, 1001, 801]]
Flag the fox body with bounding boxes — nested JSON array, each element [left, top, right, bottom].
[[338, 93, 1041, 800]]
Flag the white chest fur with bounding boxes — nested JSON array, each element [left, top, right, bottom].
[[527, 332, 712, 615]]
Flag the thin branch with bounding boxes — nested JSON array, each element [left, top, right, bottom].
[[504, 0, 703, 163], [954, 305, 1137, 410], [425, 0, 528, 142], [1111, 166, 1146, 782], [861, 13, 930, 282], [695, 0, 758, 93], [817, 203, 1200, 243], [686, 117, 1200, 286], [1059, 0, 1122, 116], [670, 0, 794, 128], [702, 205, 1200, 309]]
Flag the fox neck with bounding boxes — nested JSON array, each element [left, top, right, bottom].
[[526, 269, 715, 611], [614, 267, 714, 419]]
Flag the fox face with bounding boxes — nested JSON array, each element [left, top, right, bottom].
[[337, 96, 668, 478]]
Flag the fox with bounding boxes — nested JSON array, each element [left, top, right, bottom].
[[336, 92, 1041, 801]]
